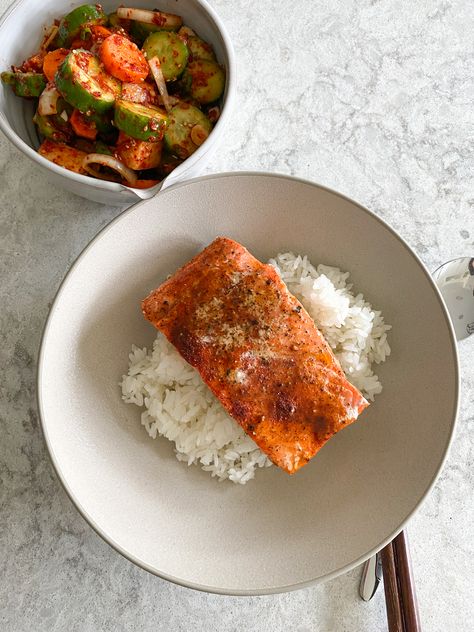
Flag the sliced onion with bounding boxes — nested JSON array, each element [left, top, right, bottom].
[[156, 94, 180, 109], [148, 57, 173, 114], [177, 25, 196, 41], [41, 24, 58, 51], [116, 7, 182, 29], [83, 153, 138, 185], [38, 85, 60, 116]]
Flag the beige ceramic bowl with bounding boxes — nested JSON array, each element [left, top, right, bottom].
[[38, 173, 459, 594]]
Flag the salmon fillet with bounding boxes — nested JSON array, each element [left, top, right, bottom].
[[142, 237, 369, 474]]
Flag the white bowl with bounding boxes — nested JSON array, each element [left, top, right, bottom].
[[38, 173, 459, 594], [0, 0, 235, 204]]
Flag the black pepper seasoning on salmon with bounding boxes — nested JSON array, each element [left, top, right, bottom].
[[142, 237, 369, 474]]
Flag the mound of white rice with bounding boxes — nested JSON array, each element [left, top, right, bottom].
[[269, 253, 391, 401], [121, 252, 391, 484]]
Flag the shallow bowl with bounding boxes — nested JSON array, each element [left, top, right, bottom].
[[38, 173, 459, 594]]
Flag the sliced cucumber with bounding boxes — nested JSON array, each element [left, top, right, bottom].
[[1, 71, 46, 97], [164, 103, 211, 159], [34, 112, 54, 138], [107, 12, 122, 29], [86, 110, 114, 134], [114, 99, 167, 142], [143, 31, 188, 81], [94, 140, 113, 155], [130, 21, 158, 44], [55, 50, 121, 114], [130, 19, 181, 45], [117, 8, 182, 37], [55, 4, 107, 47], [187, 37, 216, 62], [33, 112, 71, 143], [182, 60, 225, 104], [54, 98, 74, 125]]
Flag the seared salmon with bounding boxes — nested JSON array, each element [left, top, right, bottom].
[[142, 237, 369, 473]]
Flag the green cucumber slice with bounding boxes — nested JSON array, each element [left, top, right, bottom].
[[33, 112, 71, 142], [86, 110, 114, 134], [55, 4, 107, 47], [130, 22, 153, 45], [54, 98, 74, 125], [94, 140, 113, 155], [129, 12, 182, 44], [164, 103, 211, 158], [182, 60, 225, 104], [114, 99, 167, 142], [1, 71, 46, 97], [130, 22, 158, 44], [107, 12, 121, 28], [130, 21, 180, 45], [55, 50, 121, 114], [187, 37, 216, 62], [142, 31, 188, 81]]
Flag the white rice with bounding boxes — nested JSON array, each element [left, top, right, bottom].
[[121, 252, 391, 484], [269, 253, 391, 401]]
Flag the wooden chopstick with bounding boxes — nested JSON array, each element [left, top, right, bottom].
[[381, 540, 404, 632], [392, 531, 421, 632], [381, 530, 421, 632]]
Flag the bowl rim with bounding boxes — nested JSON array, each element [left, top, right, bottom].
[[36, 171, 461, 595], [0, 0, 236, 197]]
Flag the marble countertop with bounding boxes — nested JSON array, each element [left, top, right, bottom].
[[1, 0, 473, 630]]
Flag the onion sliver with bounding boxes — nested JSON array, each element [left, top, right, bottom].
[[177, 26, 196, 40], [148, 57, 173, 113], [41, 25, 58, 52], [116, 7, 182, 30], [38, 85, 60, 116], [83, 154, 138, 185]]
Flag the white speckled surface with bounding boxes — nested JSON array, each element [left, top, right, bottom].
[[0, 0, 473, 630]]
